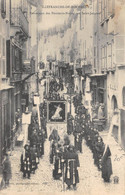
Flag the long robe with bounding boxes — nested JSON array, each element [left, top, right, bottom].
[[38, 131, 45, 156], [53, 148, 63, 179], [101, 146, 113, 182], [67, 119, 73, 135], [63, 150, 80, 186], [3, 158, 12, 181]]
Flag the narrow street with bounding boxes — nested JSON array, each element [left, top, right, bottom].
[[1, 127, 125, 194], [1, 1, 125, 195]]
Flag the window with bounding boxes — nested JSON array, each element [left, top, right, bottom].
[[0, 59, 1, 75], [102, 0, 105, 21], [101, 47, 104, 69], [1, 0, 6, 19], [104, 46, 107, 68], [104, 0, 108, 19], [101, 45, 107, 70], [107, 43, 112, 68], [122, 87, 125, 106], [3, 38, 5, 56], [0, 35, 2, 57], [94, 47, 96, 57], [94, 47, 96, 68], [80, 11, 84, 30], [2, 59, 6, 76], [85, 40, 86, 58], [108, 0, 115, 18], [115, 36, 125, 64]]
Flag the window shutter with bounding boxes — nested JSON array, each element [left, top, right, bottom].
[[6, 40, 10, 77], [1, 0, 6, 19], [115, 36, 125, 64]]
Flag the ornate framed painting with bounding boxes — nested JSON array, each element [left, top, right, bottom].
[[47, 101, 67, 123]]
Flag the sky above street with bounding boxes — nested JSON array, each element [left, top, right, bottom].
[[38, 0, 85, 30]]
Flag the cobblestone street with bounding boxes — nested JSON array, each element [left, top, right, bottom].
[[1, 130, 125, 195]]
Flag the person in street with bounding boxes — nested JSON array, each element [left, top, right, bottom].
[[63, 135, 70, 152], [101, 145, 113, 182], [30, 129, 39, 147], [59, 77, 64, 91], [37, 129, 45, 156], [40, 116, 47, 138], [73, 124, 83, 153], [2, 153, 12, 187], [49, 129, 60, 164], [30, 145, 38, 174], [63, 145, 80, 190], [94, 136, 105, 170], [15, 108, 20, 130], [20, 144, 31, 179], [67, 113, 74, 135], [53, 143, 63, 180], [32, 104, 38, 118], [98, 103, 104, 119]]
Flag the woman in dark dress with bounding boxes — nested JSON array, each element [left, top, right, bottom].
[[3, 154, 12, 187], [101, 145, 113, 182]]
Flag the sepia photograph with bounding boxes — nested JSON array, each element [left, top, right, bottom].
[[0, 0, 125, 195]]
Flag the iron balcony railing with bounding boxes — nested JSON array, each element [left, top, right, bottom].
[[10, 8, 29, 36]]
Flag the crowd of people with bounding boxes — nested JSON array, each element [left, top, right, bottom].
[[1, 78, 113, 191], [20, 102, 47, 179], [49, 130, 80, 190], [47, 96, 113, 190], [72, 94, 113, 182]]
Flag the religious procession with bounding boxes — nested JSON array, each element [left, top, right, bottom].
[[17, 77, 113, 191], [1, 0, 125, 194]]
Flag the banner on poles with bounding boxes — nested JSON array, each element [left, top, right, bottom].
[[22, 113, 31, 124], [47, 101, 67, 123], [34, 95, 40, 105]]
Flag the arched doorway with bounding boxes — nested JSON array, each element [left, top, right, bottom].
[[111, 95, 118, 142]]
